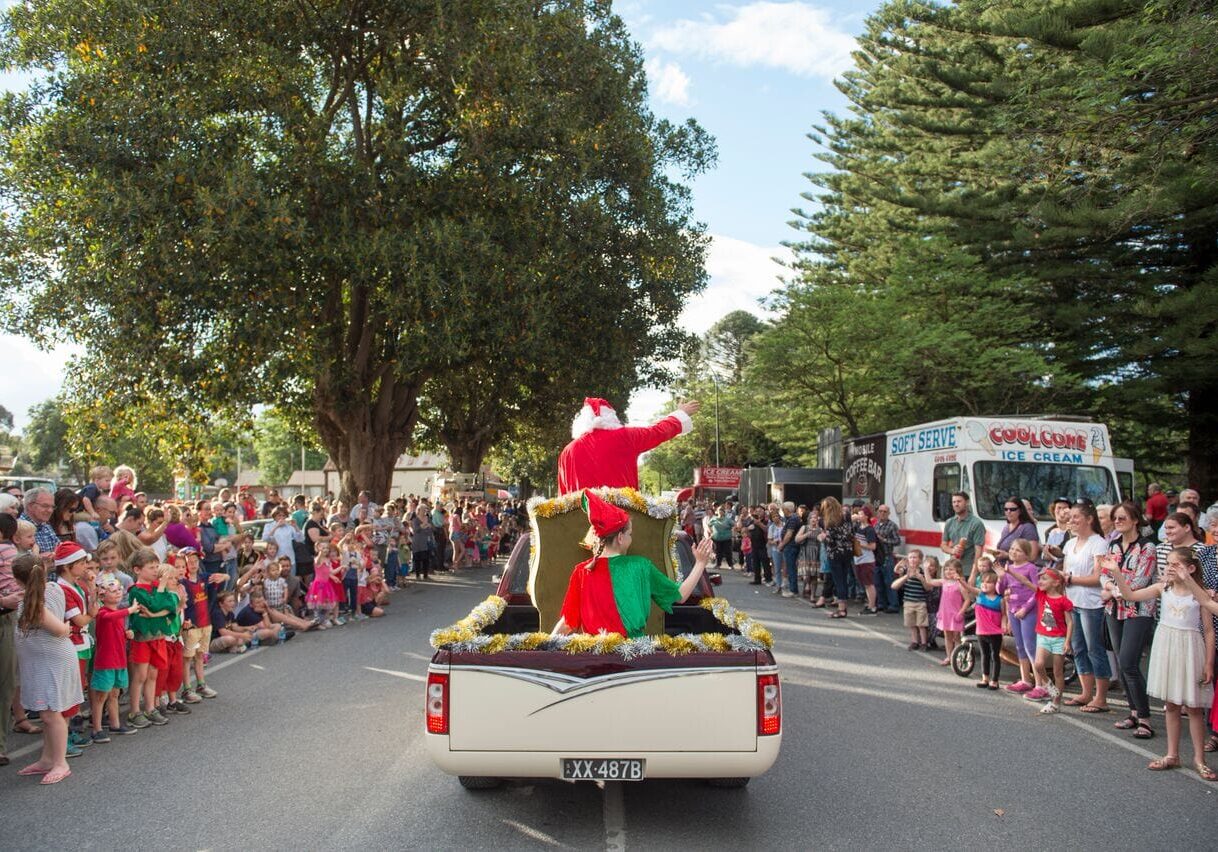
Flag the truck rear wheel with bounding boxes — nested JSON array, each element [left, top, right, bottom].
[[458, 776, 503, 790], [706, 777, 750, 789]]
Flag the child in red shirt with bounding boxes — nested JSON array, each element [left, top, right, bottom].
[[358, 567, 388, 618], [89, 579, 143, 741], [998, 563, 1074, 714]]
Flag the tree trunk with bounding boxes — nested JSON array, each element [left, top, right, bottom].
[[444, 438, 491, 478], [314, 377, 420, 505], [1186, 383, 1218, 499]]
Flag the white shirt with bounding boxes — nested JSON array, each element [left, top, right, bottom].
[[1063, 533, 1109, 609]]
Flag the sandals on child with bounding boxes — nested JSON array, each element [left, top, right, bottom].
[[1205, 734, 1218, 753], [1147, 756, 1180, 771], [1133, 721, 1155, 739], [1195, 762, 1218, 782]]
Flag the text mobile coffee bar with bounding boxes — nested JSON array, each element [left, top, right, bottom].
[[840, 416, 1134, 550]]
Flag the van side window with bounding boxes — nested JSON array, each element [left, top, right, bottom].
[[932, 463, 960, 522]]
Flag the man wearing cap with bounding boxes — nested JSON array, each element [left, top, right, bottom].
[[557, 398, 701, 495], [551, 490, 713, 638]]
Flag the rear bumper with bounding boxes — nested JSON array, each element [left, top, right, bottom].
[[425, 732, 782, 780]]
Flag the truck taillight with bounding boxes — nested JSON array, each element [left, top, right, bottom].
[[426, 672, 449, 734], [757, 674, 781, 736]]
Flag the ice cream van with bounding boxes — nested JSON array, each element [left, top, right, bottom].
[[841, 417, 1130, 551]]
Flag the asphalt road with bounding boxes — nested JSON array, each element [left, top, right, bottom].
[[1, 562, 1214, 850]]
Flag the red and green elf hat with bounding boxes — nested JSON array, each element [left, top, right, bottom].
[[582, 489, 630, 539]]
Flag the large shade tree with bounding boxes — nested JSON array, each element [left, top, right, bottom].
[[0, 0, 712, 500]]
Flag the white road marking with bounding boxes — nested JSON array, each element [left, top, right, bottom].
[[204, 645, 267, 674], [501, 819, 562, 847], [363, 666, 427, 682], [249, 664, 265, 670], [790, 594, 1218, 789], [602, 780, 626, 851], [2, 647, 271, 762]]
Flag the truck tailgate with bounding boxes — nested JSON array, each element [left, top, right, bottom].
[[447, 656, 759, 753]]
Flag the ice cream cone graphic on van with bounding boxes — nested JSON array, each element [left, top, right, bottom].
[[1090, 427, 1107, 463], [965, 420, 996, 456]]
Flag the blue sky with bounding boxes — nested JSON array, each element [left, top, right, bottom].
[[0, 0, 882, 431]]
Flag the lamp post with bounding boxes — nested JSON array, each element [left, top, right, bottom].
[[711, 373, 721, 468]]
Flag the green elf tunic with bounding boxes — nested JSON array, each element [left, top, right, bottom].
[[560, 554, 683, 638]]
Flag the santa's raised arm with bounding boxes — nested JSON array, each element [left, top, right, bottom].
[[557, 397, 700, 495]]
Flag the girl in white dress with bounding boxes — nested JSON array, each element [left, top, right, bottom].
[[1109, 547, 1215, 781], [12, 553, 81, 785]]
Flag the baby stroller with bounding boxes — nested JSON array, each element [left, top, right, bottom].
[[951, 609, 1077, 686]]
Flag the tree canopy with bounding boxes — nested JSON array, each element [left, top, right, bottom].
[[0, 0, 712, 499], [746, 0, 1215, 490]]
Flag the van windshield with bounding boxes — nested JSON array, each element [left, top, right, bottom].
[[972, 462, 1118, 521]]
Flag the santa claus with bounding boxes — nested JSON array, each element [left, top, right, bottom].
[[556, 397, 700, 494]]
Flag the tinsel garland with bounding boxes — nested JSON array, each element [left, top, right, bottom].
[[429, 595, 774, 657], [527, 486, 676, 521]]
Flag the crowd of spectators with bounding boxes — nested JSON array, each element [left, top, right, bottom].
[[681, 485, 1218, 781], [0, 466, 524, 785]]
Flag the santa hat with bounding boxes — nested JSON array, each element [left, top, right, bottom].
[[53, 541, 89, 567], [582, 490, 630, 539], [571, 397, 624, 439]]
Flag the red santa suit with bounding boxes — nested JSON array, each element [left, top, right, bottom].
[[557, 398, 693, 495]]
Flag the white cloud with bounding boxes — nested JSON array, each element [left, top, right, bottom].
[[649, 2, 856, 80], [644, 57, 692, 107], [680, 233, 789, 334], [0, 334, 83, 431], [627, 233, 789, 425]]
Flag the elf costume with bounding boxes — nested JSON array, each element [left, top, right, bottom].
[[559, 491, 683, 638], [557, 398, 692, 495]]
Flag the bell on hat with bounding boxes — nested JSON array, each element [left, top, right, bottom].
[[53, 541, 89, 567], [582, 489, 630, 540]]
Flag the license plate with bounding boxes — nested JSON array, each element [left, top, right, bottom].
[[562, 758, 646, 781]]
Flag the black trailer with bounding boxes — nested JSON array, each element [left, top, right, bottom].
[[737, 467, 843, 508]]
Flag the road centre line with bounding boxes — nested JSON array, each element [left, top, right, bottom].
[[602, 780, 626, 852]]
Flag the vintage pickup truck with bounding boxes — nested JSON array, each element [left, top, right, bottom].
[[424, 488, 782, 789]]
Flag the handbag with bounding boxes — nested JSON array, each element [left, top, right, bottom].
[[852, 535, 863, 558]]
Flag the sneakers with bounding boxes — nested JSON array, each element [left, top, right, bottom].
[[233, 644, 248, 654], [1024, 687, 1050, 701], [146, 709, 169, 726], [908, 642, 921, 650], [1039, 702, 1060, 714], [90, 729, 112, 744], [109, 724, 138, 736], [182, 690, 203, 704], [127, 712, 151, 729], [69, 730, 92, 749], [197, 684, 218, 699], [780, 589, 795, 598], [66, 742, 83, 758], [861, 607, 879, 616], [167, 701, 192, 715], [1005, 681, 1033, 694]]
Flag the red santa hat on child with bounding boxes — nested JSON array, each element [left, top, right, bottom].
[[582, 489, 631, 539], [53, 541, 89, 567], [571, 397, 624, 439]]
